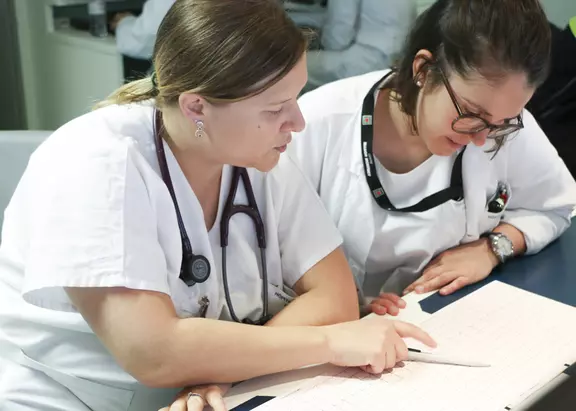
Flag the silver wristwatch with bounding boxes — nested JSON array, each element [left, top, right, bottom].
[[485, 232, 514, 263]]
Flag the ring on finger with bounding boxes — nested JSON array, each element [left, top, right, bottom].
[[187, 392, 205, 403]]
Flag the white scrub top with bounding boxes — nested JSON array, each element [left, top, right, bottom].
[[115, 0, 175, 59], [289, 70, 576, 298], [305, 0, 416, 89], [0, 103, 342, 410]]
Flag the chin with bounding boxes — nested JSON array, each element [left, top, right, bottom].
[[432, 146, 459, 157], [253, 153, 281, 172], [430, 137, 466, 157]]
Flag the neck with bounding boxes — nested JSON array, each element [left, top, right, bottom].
[[380, 91, 422, 146], [161, 110, 223, 191], [372, 90, 433, 174]]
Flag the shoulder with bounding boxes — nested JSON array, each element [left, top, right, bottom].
[[31, 103, 156, 168], [494, 109, 556, 158], [21, 103, 160, 208], [298, 70, 391, 125]]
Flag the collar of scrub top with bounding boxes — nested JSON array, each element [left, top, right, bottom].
[[153, 110, 272, 325], [360, 71, 466, 213]]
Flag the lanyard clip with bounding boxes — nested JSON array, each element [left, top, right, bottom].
[[198, 296, 210, 318]]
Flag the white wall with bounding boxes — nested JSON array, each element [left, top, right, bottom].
[[541, 0, 576, 28], [15, 0, 124, 131]]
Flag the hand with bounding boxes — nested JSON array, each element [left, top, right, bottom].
[[323, 316, 436, 374], [367, 293, 406, 316], [159, 384, 231, 411], [110, 12, 133, 31], [403, 239, 499, 296]]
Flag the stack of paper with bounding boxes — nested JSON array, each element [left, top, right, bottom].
[[255, 282, 576, 411]]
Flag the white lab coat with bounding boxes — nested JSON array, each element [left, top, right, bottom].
[[289, 70, 576, 298], [298, 0, 416, 90], [0, 103, 342, 410], [115, 0, 175, 59]]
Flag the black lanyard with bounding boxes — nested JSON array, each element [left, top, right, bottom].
[[361, 73, 465, 213]]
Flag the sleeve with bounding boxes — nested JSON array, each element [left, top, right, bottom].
[[321, 0, 362, 50], [22, 139, 170, 312], [115, 0, 174, 59], [501, 110, 576, 254], [273, 155, 343, 288]]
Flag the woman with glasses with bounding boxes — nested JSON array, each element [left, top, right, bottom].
[[289, 0, 576, 315]]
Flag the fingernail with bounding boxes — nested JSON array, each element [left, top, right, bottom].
[[415, 286, 424, 293]]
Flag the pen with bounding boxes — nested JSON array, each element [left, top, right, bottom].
[[407, 348, 491, 368]]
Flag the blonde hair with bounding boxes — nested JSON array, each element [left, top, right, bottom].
[[96, 0, 307, 110]]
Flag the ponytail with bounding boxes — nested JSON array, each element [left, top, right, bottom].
[[93, 76, 157, 110]]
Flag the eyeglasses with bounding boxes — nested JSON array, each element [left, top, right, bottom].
[[437, 67, 524, 139]]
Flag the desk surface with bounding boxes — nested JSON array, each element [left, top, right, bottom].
[[225, 223, 576, 409], [421, 222, 576, 314]]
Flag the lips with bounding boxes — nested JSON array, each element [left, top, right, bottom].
[[447, 136, 466, 149], [274, 136, 292, 152]]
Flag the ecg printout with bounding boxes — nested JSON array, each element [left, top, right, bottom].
[[255, 282, 576, 411]]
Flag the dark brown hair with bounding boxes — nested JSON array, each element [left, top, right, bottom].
[[392, 0, 551, 119], [97, 0, 307, 108]]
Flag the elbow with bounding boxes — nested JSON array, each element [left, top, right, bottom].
[[120, 324, 209, 388], [124, 352, 202, 389], [120, 347, 176, 388]]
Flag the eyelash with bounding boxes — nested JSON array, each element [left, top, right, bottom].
[[268, 107, 283, 116], [464, 106, 481, 116]]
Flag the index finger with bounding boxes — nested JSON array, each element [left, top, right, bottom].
[[393, 321, 437, 348]]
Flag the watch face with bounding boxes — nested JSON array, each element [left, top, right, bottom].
[[496, 235, 514, 256]]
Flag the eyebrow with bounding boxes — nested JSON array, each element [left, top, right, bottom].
[[267, 97, 291, 106], [461, 95, 523, 122], [461, 96, 492, 117]]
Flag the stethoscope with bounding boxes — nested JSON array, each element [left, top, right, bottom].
[[153, 110, 272, 326]]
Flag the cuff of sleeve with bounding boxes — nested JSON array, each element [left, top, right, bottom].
[[502, 211, 572, 255], [284, 235, 343, 288], [23, 275, 171, 313]]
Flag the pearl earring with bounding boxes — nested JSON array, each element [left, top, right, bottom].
[[416, 80, 423, 87], [195, 120, 204, 138]]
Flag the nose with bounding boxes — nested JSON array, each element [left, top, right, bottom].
[[286, 104, 306, 133], [471, 129, 490, 147]]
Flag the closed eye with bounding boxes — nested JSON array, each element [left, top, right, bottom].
[[267, 107, 284, 116]]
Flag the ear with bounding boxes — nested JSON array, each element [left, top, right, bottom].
[[178, 92, 206, 123], [412, 49, 434, 86]]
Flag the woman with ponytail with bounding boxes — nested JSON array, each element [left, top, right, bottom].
[[0, 1, 435, 410]]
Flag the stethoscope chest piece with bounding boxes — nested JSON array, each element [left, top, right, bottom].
[[181, 254, 211, 286]]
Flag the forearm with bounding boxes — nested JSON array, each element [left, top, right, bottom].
[[154, 319, 331, 387], [266, 287, 359, 327], [67, 287, 333, 389]]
